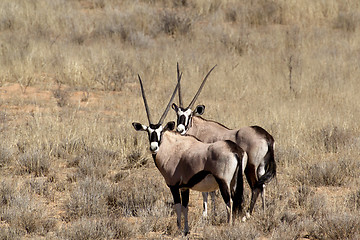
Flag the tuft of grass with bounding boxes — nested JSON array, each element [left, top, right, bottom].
[[58, 217, 135, 240], [317, 126, 354, 153], [295, 184, 314, 208], [106, 174, 171, 217], [65, 177, 110, 220], [0, 146, 13, 168], [347, 189, 360, 211], [334, 11, 359, 32], [313, 212, 360, 239], [243, 0, 283, 26], [16, 149, 50, 177], [296, 157, 357, 187], [1, 182, 55, 236], [124, 148, 149, 169], [27, 177, 55, 202], [76, 148, 118, 179], [160, 10, 192, 36], [53, 86, 70, 107], [203, 221, 261, 239]]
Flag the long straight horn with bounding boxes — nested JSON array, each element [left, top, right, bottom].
[[188, 65, 217, 109], [177, 62, 183, 107], [158, 75, 182, 124], [138, 74, 152, 124]]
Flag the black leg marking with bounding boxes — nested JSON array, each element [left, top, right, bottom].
[[215, 178, 231, 205], [170, 185, 181, 204], [181, 189, 189, 208]]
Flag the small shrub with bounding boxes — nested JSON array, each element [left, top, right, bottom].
[[124, 149, 148, 169], [203, 221, 261, 239], [58, 137, 87, 156], [1, 188, 55, 235], [347, 189, 360, 211], [0, 147, 13, 168], [16, 149, 50, 177], [314, 212, 360, 239], [53, 87, 70, 107], [65, 177, 110, 220], [220, 34, 248, 56], [27, 177, 54, 201], [313, 126, 354, 153], [89, 59, 132, 91], [295, 184, 313, 208], [246, 0, 283, 26], [160, 11, 192, 36], [106, 174, 171, 217], [276, 145, 301, 168], [225, 8, 237, 23], [296, 158, 354, 187], [76, 148, 118, 179], [307, 193, 327, 218], [58, 217, 134, 240], [0, 180, 15, 207], [334, 11, 358, 32]]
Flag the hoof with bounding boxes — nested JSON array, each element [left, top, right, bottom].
[[242, 212, 251, 222]]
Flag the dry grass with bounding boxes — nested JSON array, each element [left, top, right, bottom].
[[0, 0, 360, 239]]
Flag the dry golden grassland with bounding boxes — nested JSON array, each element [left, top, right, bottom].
[[1, 0, 360, 239]]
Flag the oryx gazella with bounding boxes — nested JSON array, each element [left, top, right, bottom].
[[132, 73, 247, 235], [171, 64, 276, 218]]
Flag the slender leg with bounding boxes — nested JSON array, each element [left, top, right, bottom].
[[170, 186, 181, 230], [261, 184, 266, 213], [257, 162, 266, 214], [202, 192, 208, 218], [215, 178, 232, 224], [249, 187, 261, 215], [245, 164, 257, 217], [210, 191, 216, 216], [181, 189, 190, 235]]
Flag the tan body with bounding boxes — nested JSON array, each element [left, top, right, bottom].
[[155, 131, 240, 191], [185, 116, 275, 215]]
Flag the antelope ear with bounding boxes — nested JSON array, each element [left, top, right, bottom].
[[132, 122, 147, 131], [194, 105, 205, 115], [164, 121, 175, 131], [172, 103, 178, 112]]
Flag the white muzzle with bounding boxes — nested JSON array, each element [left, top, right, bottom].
[[150, 142, 159, 153], [177, 124, 186, 135]]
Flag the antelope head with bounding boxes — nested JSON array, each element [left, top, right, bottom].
[[172, 63, 216, 135], [132, 75, 178, 153]]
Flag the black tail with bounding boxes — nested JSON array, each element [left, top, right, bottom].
[[255, 139, 276, 189]]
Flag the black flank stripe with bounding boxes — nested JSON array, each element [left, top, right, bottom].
[[179, 171, 211, 189]]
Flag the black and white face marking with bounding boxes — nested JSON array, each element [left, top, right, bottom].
[[148, 124, 163, 153], [176, 108, 192, 135], [172, 104, 205, 135], [132, 122, 175, 154], [132, 122, 163, 153]]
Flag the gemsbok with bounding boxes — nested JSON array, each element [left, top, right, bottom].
[[171, 64, 276, 218], [132, 73, 247, 235]]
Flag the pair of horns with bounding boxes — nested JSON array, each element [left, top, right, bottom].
[[177, 63, 217, 109], [138, 73, 181, 125], [138, 63, 215, 124]]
